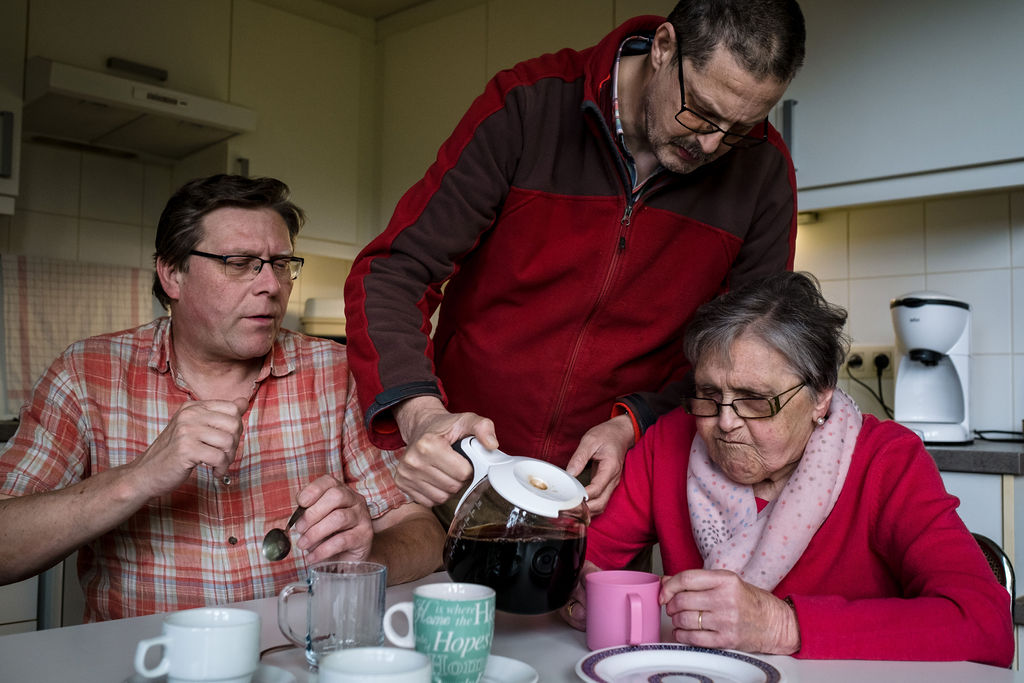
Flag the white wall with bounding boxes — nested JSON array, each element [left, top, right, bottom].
[[375, 0, 668, 231], [0, 141, 354, 334]]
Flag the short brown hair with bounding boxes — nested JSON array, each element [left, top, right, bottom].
[[152, 174, 305, 308]]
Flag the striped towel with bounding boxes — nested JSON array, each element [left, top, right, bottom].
[[1, 254, 154, 409]]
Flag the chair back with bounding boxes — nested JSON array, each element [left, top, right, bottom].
[[973, 533, 1015, 603]]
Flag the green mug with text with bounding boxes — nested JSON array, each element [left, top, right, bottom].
[[383, 582, 495, 683]]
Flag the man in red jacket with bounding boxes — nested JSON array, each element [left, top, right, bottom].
[[345, 0, 805, 521]]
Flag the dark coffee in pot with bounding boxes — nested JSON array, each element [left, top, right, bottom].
[[444, 522, 585, 615]]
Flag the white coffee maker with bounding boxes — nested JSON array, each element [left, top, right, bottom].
[[891, 291, 971, 444]]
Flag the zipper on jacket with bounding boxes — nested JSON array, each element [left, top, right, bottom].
[[540, 218, 627, 462], [619, 204, 631, 251], [540, 188, 635, 462], [550, 101, 672, 459], [542, 103, 643, 460]]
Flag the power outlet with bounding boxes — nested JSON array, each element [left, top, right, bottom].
[[845, 345, 895, 380]]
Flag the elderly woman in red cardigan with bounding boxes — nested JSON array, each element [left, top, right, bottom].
[[563, 271, 1013, 667]]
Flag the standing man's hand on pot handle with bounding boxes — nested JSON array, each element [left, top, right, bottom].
[[392, 396, 498, 506]]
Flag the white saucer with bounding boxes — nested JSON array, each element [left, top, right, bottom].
[[126, 663, 297, 683], [484, 654, 538, 683]]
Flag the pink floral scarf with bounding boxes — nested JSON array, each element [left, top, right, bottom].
[[686, 389, 862, 590]]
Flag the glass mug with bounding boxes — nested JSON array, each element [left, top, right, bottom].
[[278, 560, 387, 667]]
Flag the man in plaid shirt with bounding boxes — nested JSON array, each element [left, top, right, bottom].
[[0, 174, 444, 621]]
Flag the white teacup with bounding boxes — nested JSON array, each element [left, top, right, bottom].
[[318, 647, 432, 683], [134, 607, 260, 683]]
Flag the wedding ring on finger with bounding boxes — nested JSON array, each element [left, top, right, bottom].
[[697, 609, 704, 630]]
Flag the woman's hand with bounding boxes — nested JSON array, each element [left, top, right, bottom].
[[660, 569, 800, 655], [558, 560, 602, 631]]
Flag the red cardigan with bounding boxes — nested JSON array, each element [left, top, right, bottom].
[[587, 409, 1014, 666]]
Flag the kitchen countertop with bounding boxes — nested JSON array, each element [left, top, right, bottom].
[[930, 440, 1024, 476]]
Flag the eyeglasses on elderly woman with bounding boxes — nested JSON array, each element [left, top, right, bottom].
[[683, 382, 805, 419]]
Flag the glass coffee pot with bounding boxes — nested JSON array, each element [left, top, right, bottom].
[[443, 436, 590, 615]]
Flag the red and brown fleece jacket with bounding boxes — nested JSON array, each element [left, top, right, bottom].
[[344, 16, 798, 467]]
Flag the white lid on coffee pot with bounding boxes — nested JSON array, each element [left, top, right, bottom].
[[454, 437, 587, 518]]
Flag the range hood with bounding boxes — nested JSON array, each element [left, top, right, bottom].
[[23, 57, 257, 161]]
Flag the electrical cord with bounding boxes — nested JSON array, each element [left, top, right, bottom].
[[973, 430, 1024, 443], [844, 354, 894, 419]]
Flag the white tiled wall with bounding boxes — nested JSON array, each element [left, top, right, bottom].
[[795, 188, 1024, 433], [4, 141, 170, 270], [0, 141, 354, 339]]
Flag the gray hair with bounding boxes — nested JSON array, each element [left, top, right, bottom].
[[669, 0, 806, 83], [683, 271, 849, 393]]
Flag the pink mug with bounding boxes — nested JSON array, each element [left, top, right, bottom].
[[585, 570, 661, 651]]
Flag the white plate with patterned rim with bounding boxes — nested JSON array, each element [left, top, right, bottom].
[[576, 644, 783, 683]]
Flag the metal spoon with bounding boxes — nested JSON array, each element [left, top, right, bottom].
[[261, 505, 306, 562]]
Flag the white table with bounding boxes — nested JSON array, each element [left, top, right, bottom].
[[0, 571, 1019, 682]]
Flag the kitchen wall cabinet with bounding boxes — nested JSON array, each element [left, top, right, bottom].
[[25, 0, 232, 100], [376, 3, 488, 229], [376, 0, 621, 232], [227, 0, 374, 256], [0, 0, 26, 215], [941, 469, 1024, 601], [941, 472, 1004, 543], [17, 0, 378, 260], [784, 0, 1024, 210]]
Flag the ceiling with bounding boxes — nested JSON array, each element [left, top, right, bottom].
[[319, 0, 435, 19]]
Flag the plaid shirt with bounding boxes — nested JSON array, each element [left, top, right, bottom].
[[0, 317, 409, 621]]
